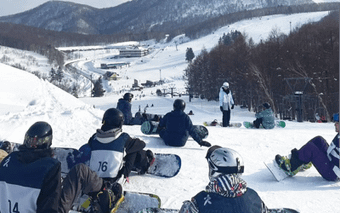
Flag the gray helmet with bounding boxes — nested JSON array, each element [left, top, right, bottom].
[[206, 145, 244, 180], [23, 121, 53, 149]]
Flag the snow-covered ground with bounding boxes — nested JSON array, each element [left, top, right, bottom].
[[0, 11, 339, 212]]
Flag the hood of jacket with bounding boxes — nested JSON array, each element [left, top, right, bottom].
[[205, 174, 247, 198]]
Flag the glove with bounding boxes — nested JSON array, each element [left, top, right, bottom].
[[199, 141, 211, 147], [231, 104, 234, 109], [220, 106, 223, 112]]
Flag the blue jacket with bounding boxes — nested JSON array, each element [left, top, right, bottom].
[[0, 148, 61, 213], [193, 188, 264, 213], [116, 98, 132, 125], [158, 110, 201, 147]]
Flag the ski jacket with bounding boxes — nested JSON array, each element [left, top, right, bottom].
[[255, 108, 275, 129], [116, 98, 133, 125], [0, 148, 61, 213], [219, 87, 234, 111], [327, 134, 340, 178], [179, 174, 267, 213], [158, 109, 202, 147], [87, 128, 146, 180]]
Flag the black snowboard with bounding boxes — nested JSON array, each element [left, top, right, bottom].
[[140, 121, 209, 139]]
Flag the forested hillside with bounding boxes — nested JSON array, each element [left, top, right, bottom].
[[185, 11, 338, 121]]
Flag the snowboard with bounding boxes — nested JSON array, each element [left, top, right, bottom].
[[138, 207, 299, 213], [141, 121, 209, 139], [243, 120, 286, 129], [203, 120, 242, 128], [0, 141, 82, 176], [72, 191, 161, 213], [264, 160, 289, 182], [131, 153, 181, 178]]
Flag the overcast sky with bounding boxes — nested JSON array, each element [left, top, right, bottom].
[[0, 0, 130, 17]]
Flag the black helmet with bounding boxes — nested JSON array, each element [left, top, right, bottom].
[[206, 145, 244, 180], [173, 99, 186, 111], [23, 121, 53, 149], [102, 108, 124, 130], [263, 102, 271, 109], [123, 93, 134, 102]]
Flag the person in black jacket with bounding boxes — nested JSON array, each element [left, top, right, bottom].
[[0, 121, 121, 213], [158, 99, 211, 147], [80, 108, 155, 183], [179, 145, 268, 213]]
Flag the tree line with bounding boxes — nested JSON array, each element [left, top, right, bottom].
[[185, 11, 339, 122]]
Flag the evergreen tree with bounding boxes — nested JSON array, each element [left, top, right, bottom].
[[49, 68, 57, 82], [56, 67, 64, 83], [185, 47, 195, 63], [92, 77, 105, 97]]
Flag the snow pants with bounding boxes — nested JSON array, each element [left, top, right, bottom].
[[222, 109, 231, 127], [296, 136, 338, 181], [58, 163, 103, 213]]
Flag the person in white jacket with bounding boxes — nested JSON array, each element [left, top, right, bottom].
[[219, 82, 234, 127]]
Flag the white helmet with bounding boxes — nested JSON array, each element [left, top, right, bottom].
[[222, 82, 229, 89], [206, 145, 244, 180]]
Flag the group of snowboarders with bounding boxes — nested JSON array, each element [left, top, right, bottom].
[[1, 89, 339, 213]]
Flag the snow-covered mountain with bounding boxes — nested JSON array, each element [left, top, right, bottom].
[[0, 0, 314, 35]]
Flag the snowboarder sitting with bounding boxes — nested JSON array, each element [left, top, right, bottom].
[[81, 108, 155, 183], [0, 121, 122, 213], [157, 99, 211, 147], [116, 92, 141, 125], [179, 145, 269, 213], [253, 102, 275, 129], [275, 113, 339, 181]]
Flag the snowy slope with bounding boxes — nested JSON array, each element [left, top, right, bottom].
[[0, 11, 339, 213]]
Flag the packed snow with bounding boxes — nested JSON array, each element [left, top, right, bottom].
[[0, 11, 339, 213]]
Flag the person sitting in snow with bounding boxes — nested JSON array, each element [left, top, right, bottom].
[[80, 108, 155, 183], [275, 113, 340, 181], [0, 121, 123, 213], [179, 145, 268, 213], [157, 99, 211, 147], [116, 92, 138, 125], [252, 102, 275, 129]]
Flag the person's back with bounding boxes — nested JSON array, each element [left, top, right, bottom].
[[87, 108, 153, 181], [257, 108, 275, 129], [158, 99, 210, 147], [159, 110, 190, 146], [0, 122, 61, 213], [117, 98, 132, 125], [193, 188, 263, 213], [179, 146, 267, 213]]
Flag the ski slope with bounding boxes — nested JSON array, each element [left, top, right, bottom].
[[0, 11, 339, 212]]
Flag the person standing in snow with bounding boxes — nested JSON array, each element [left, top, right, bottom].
[[157, 99, 211, 147], [0, 121, 122, 213], [219, 82, 235, 127], [275, 113, 340, 181], [81, 108, 155, 183], [252, 102, 275, 129], [179, 145, 268, 213]]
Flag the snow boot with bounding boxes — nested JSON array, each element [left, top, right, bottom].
[[275, 149, 308, 176], [91, 182, 124, 213]]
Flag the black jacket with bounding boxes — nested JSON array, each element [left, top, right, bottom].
[[158, 110, 201, 146]]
